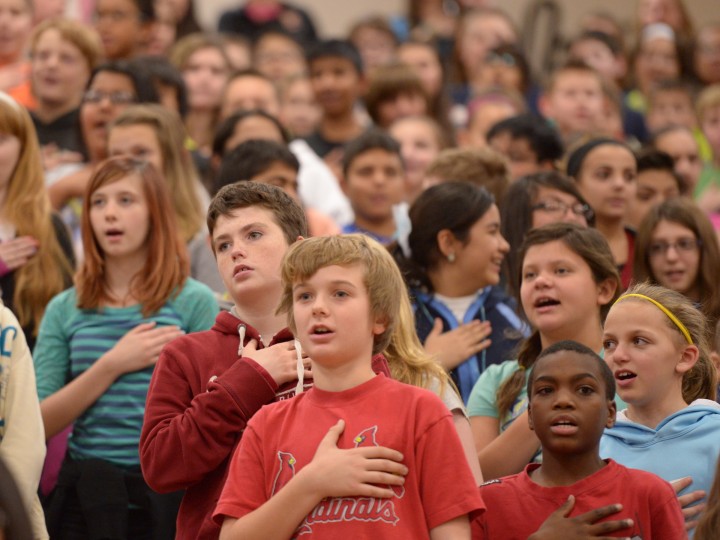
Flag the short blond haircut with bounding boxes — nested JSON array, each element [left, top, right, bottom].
[[278, 234, 404, 355]]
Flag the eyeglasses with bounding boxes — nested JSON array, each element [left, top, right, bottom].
[[532, 200, 594, 221], [648, 238, 701, 258], [82, 90, 137, 106]]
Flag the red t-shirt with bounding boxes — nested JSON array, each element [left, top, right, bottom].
[[214, 374, 484, 538], [474, 459, 686, 539]]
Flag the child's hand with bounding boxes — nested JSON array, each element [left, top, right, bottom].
[[101, 322, 184, 377], [0, 236, 39, 274], [424, 318, 491, 370], [300, 419, 407, 500], [244, 339, 311, 385], [528, 495, 633, 539], [670, 476, 706, 532]]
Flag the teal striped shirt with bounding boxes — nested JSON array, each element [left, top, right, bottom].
[[34, 279, 217, 469]]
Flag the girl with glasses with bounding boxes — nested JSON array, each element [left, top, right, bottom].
[[633, 197, 720, 337]]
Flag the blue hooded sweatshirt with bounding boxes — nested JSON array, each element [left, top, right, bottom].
[[600, 399, 720, 504]]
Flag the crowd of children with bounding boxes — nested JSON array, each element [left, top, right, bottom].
[[1, 0, 720, 538]]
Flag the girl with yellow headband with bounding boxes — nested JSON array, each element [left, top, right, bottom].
[[601, 282, 720, 536]]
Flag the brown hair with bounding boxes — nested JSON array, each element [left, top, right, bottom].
[[633, 198, 720, 329], [278, 234, 403, 354], [696, 83, 720, 122], [364, 62, 430, 127], [426, 147, 509, 204], [207, 182, 307, 246], [496, 223, 621, 419], [545, 59, 604, 94], [170, 32, 231, 72], [615, 282, 716, 403], [0, 93, 73, 334], [30, 18, 103, 72], [77, 157, 189, 317]]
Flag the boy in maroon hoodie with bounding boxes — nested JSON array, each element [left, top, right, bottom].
[[139, 182, 306, 538]]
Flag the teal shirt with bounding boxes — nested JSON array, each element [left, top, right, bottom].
[[467, 353, 628, 433], [34, 278, 217, 469]]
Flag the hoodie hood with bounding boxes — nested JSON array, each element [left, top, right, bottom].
[[211, 310, 294, 346], [605, 399, 720, 447]]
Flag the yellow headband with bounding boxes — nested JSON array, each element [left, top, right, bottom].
[[614, 293, 693, 344]]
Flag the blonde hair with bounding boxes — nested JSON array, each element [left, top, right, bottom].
[[111, 105, 204, 242], [615, 282, 717, 403], [279, 234, 455, 394], [0, 94, 73, 334]]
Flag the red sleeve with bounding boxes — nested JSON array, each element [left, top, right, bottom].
[[649, 480, 688, 540], [212, 420, 268, 524], [140, 341, 278, 492], [415, 407, 485, 530]]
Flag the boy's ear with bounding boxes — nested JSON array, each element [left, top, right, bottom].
[[595, 278, 616, 308], [527, 403, 535, 432], [676, 344, 700, 375], [606, 399, 617, 429], [295, 235, 305, 243]]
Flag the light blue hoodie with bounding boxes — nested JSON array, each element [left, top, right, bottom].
[[600, 399, 720, 524]]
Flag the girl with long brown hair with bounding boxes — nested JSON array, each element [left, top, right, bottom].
[[34, 157, 217, 539]]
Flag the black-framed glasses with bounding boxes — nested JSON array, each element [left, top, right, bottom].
[[532, 200, 594, 222], [648, 238, 702, 258], [82, 90, 137, 106]]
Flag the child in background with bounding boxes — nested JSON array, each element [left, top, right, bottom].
[[219, 69, 282, 120], [214, 139, 339, 237], [94, 0, 155, 60], [340, 130, 405, 245], [425, 147, 510, 204], [214, 234, 484, 538], [539, 61, 605, 145], [566, 138, 638, 289], [468, 223, 620, 480], [170, 34, 231, 157], [35, 158, 217, 538], [626, 23, 683, 115], [486, 114, 564, 181], [652, 125, 704, 195], [0, 92, 74, 351], [388, 115, 447, 204], [364, 63, 430, 129], [460, 89, 525, 150], [694, 23, 720, 87], [396, 39, 453, 141], [449, 7, 518, 110], [601, 283, 720, 534], [304, 40, 366, 161], [0, 0, 33, 105], [646, 80, 698, 134], [279, 73, 322, 139], [348, 16, 398, 77], [627, 149, 683, 230], [695, 84, 720, 216], [403, 182, 525, 402], [500, 172, 592, 297], [252, 31, 306, 84], [568, 31, 627, 91], [633, 198, 720, 339], [475, 340, 686, 539]]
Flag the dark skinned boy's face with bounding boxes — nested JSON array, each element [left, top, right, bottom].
[[309, 56, 361, 117], [528, 351, 616, 457]]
